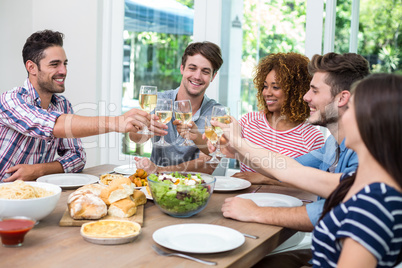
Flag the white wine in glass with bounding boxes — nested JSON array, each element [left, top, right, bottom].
[[138, 85, 157, 134], [211, 106, 231, 158], [154, 99, 173, 146], [205, 117, 220, 163], [174, 112, 192, 124], [174, 100, 195, 146]]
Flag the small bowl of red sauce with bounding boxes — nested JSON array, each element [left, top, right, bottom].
[[0, 216, 36, 247]]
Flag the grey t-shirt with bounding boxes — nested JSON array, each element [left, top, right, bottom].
[[150, 88, 221, 166]]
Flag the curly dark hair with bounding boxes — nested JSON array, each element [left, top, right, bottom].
[[254, 52, 312, 123], [22, 29, 64, 69]]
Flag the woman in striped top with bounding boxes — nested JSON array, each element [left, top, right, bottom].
[[312, 73, 402, 267], [233, 53, 324, 180]]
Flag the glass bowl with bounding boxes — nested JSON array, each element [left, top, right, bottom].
[[0, 216, 36, 247], [148, 172, 216, 218]]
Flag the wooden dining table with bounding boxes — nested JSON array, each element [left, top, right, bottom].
[[1, 164, 316, 268]]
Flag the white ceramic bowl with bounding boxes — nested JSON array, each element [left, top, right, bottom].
[[0, 181, 61, 221]]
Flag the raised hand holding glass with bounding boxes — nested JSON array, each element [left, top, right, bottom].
[[205, 117, 220, 163], [154, 99, 173, 146], [211, 106, 231, 158], [138, 85, 157, 134], [174, 100, 195, 146]]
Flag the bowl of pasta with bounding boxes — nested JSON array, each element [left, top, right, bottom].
[[0, 180, 62, 221]]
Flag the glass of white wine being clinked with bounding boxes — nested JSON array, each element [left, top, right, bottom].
[[174, 100, 195, 146], [154, 99, 173, 146], [138, 85, 157, 134], [211, 106, 231, 158], [204, 117, 220, 163]]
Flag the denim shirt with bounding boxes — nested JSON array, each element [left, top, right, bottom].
[[295, 135, 359, 225]]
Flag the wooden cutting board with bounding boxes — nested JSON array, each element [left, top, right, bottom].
[[59, 205, 144, 227]]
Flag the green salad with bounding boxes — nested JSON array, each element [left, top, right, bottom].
[[148, 172, 213, 215]]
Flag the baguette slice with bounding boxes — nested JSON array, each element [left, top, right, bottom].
[[131, 189, 147, 206], [100, 177, 135, 205], [108, 198, 137, 218]]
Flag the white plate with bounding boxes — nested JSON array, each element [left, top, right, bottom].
[[138, 186, 153, 200], [36, 173, 99, 189], [153, 224, 245, 253], [113, 164, 137, 175], [214, 176, 251, 191], [236, 193, 303, 207]]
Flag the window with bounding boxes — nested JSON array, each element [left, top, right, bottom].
[[122, 0, 194, 156], [240, 0, 307, 116], [333, 0, 401, 73]]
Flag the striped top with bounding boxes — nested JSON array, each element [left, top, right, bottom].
[[239, 111, 324, 172], [0, 79, 86, 181], [312, 182, 402, 267]]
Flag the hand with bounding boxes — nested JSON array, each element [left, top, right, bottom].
[[173, 120, 199, 141], [134, 157, 158, 174], [120, 108, 150, 133], [3, 164, 42, 182], [149, 114, 168, 136], [232, 172, 282, 185], [221, 197, 260, 222]]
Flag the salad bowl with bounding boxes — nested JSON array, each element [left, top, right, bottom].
[[147, 172, 216, 217]]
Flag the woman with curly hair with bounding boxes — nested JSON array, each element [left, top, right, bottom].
[[232, 52, 324, 181]]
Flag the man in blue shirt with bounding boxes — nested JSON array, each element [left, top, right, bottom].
[[214, 52, 369, 267]]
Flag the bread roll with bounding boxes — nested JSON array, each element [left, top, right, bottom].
[[108, 198, 137, 218], [100, 174, 128, 186], [68, 190, 107, 220], [131, 190, 147, 206], [100, 177, 135, 205], [75, 184, 106, 196]]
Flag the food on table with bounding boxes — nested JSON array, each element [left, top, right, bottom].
[[100, 177, 135, 205], [81, 220, 141, 238], [131, 189, 147, 206], [129, 169, 148, 187], [0, 180, 54, 199], [74, 184, 106, 196], [148, 172, 214, 217], [67, 176, 147, 220], [100, 174, 129, 186], [108, 198, 137, 218], [0, 217, 36, 247], [68, 186, 107, 220], [100, 169, 148, 188]]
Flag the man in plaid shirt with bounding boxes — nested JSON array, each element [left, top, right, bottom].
[[0, 30, 154, 182]]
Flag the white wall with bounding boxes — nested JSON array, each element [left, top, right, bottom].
[[0, 0, 117, 168], [0, 0, 33, 91]]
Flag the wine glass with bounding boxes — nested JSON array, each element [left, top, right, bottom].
[[154, 99, 173, 146], [138, 85, 157, 134], [205, 117, 220, 163], [174, 100, 195, 146], [211, 106, 231, 157]]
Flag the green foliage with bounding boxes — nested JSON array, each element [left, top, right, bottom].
[[242, 0, 306, 63], [240, 0, 401, 116], [334, 0, 402, 72], [175, 0, 194, 8], [241, 0, 307, 115]]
